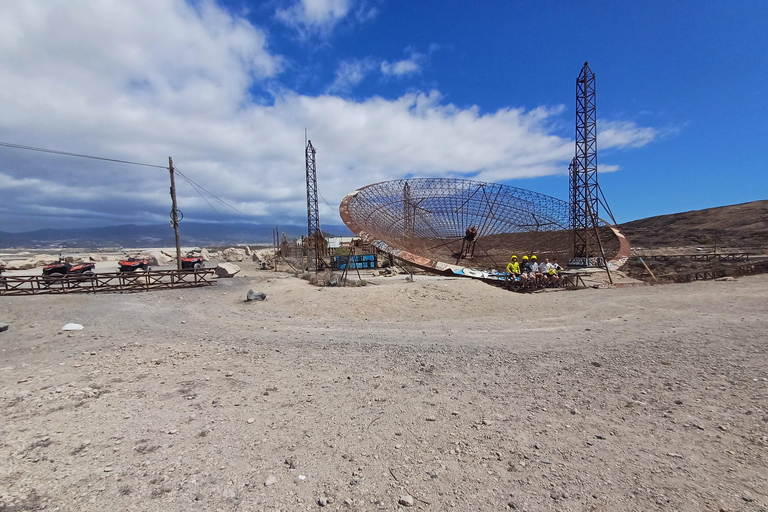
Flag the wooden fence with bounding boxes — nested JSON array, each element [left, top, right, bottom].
[[0, 269, 217, 296]]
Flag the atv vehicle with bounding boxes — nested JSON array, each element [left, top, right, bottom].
[[42, 257, 95, 277], [118, 256, 151, 273], [180, 256, 205, 270]]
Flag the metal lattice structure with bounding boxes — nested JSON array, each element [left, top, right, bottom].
[[570, 61, 600, 258], [305, 139, 323, 272], [340, 178, 621, 274]]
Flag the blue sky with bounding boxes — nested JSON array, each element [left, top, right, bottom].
[[0, 0, 766, 232]]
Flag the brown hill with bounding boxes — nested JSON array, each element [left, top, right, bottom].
[[621, 200, 768, 252]]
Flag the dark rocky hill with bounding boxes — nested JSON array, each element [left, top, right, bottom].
[[620, 200, 768, 251]]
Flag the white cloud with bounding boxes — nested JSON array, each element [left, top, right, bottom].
[[326, 58, 377, 93], [0, 0, 658, 232], [381, 54, 423, 76], [599, 120, 657, 149], [276, 0, 356, 38], [380, 59, 418, 76]]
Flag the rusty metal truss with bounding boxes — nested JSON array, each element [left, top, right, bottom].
[[340, 178, 622, 274], [0, 269, 216, 296]]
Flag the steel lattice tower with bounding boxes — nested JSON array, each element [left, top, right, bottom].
[[570, 62, 600, 258], [305, 139, 322, 272]]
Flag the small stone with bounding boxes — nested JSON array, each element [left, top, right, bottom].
[[667, 452, 683, 458], [344, 498, 353, 505], [264, 474, 277, 486], [62, 323, 84, 331], [425, 415, 437, 422], [317, 497, 328, 507], [247, 418, 254, 424], [0, 322, 9, 332], [294, 475, 306, 484], [399, 495, 415, 507]]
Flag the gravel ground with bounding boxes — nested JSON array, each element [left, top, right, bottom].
[[1, 261, 767, 512]]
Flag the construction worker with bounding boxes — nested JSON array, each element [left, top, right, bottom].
[[520, 255, 533, 284], [530, 255, 541, 284], [550, 258, 564, 287], [540, 257, 553, 285], [506, 255, 520, 287]]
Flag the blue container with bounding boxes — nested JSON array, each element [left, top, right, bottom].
[[332, 254, 378, 270]]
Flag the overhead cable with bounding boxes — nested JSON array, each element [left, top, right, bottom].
[[0, 141, 168, 169]]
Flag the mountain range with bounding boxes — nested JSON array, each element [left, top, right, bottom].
[[0, 222, 353, 249]]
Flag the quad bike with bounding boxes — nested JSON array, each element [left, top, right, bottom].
[[42, 257, 95, 277], [180, 256, 205, 270], [118, 255, 151, 273], [41, 256, 95, 287]]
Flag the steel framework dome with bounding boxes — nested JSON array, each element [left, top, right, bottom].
[[340, 178, 621, 273]]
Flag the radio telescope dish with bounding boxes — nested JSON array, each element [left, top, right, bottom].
[[339, 178, 622, 274]]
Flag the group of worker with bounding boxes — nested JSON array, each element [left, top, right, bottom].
[[505, 254, 564, 288]]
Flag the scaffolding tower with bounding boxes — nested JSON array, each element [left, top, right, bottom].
[[570, 61, 600, 260], [305, 139, 323, 272]]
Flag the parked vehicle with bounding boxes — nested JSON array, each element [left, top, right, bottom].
[[42, 257, 95, 277], [180, 256, 205, 270], [118, 256, 151, 273]]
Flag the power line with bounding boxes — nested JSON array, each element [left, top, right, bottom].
[[0, 141, 168, 169], [175, 172, 222, 217], [318, 191, 336, 211], [174, 167, 249, 217], [0, 139, 254, 219]]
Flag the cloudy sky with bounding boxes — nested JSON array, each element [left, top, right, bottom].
[[0, 0, 766, 232]]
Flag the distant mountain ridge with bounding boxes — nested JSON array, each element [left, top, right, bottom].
[[0, 222, 353, 249]]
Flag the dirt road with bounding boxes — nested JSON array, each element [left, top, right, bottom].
[[1, 265, 766, 511]]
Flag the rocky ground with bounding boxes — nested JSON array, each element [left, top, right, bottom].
[[0, 258, 767, 511]]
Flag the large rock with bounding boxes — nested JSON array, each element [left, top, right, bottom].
[[221, 248, 246, 262], [215, 263, 241, 278], [11, 254, 59, 270], [243, 246, 251, 256], [149, 251, 171, 266], [246, 290, 266, 301], [200, 248, 211, 262]]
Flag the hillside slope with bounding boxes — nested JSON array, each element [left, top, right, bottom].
[[621, 200, 768, 251]]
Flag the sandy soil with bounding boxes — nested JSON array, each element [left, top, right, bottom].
[[1, 260, 767, 511]]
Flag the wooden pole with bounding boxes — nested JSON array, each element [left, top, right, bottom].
[[169, 156, 181, 270]]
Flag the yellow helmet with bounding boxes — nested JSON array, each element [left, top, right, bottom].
[[522, 255, 528, 260], [511, 254, 517, 259], [531, 255, 537, 260]]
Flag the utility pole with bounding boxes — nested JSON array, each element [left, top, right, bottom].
[[169, 156, 181, 270]]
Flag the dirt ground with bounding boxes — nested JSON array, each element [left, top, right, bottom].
[[1, 259, 767, 512]]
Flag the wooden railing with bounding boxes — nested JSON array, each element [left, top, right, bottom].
[[0, 269, 217, 296]]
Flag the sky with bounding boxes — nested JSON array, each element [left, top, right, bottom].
[[0, 0, 766, 233]]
